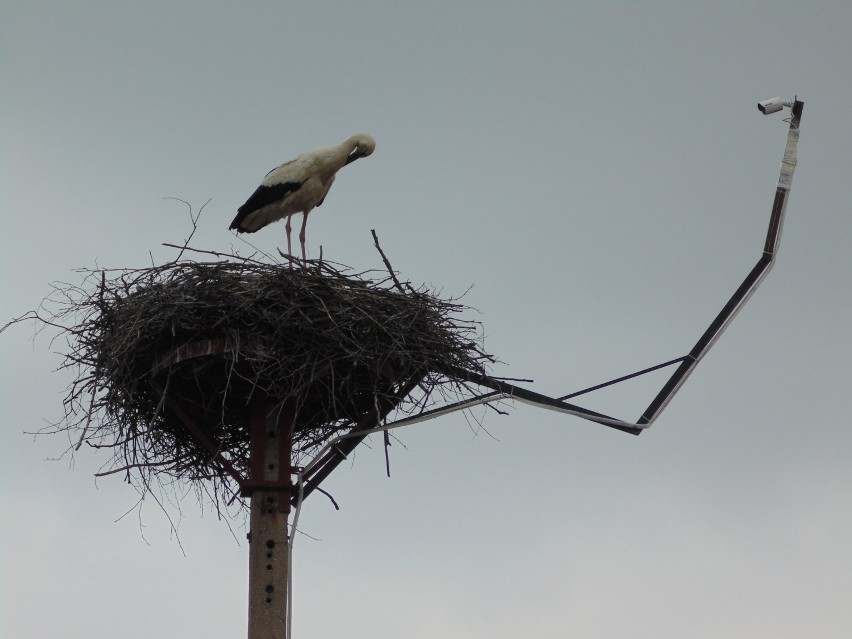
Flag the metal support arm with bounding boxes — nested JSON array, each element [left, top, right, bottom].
[[314, 99, 805, 456]]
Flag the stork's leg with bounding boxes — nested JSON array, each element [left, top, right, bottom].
[[299, 211, 310, 264], [285, 216, 293, 257]]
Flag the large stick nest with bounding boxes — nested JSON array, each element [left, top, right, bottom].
[[15, 243, 495, 509]]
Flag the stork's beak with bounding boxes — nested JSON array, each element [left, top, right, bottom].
[[344, 150, 365, 166]]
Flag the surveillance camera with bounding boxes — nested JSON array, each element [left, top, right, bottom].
[[757, 97, 792, 115]]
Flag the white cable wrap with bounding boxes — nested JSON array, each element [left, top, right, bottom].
[[778, 126, 799, 190]]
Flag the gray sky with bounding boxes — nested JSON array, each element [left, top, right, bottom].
[[2, 2, 851, 637]]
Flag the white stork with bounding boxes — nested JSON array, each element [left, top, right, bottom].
[[229, 133, 376, 261]]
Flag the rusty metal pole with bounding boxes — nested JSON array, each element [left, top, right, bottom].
[[245, 399, 295, 639]]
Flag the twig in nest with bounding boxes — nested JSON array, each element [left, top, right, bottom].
[[314, 486, 340, 510], [371, 229, 405, 293]]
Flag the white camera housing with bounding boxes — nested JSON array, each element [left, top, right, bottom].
[[758, 97, 792, 115]]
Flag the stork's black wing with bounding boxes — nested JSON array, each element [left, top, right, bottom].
[[229, 181, 303, 230]]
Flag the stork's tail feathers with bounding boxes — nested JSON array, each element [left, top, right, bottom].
[[229, 214, 253, 233]]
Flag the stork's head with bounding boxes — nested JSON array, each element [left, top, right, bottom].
[[344, 133, 376, 165]]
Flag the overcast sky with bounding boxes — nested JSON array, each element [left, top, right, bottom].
[[2, 2, 851, 638]]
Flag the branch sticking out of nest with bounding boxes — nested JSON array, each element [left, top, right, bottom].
[[6, 233, 496, 513]]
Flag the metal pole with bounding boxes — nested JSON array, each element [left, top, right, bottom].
[[246, 399, 295, 639]]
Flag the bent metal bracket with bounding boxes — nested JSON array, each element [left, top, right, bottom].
[[297, 98, 805, 503]]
